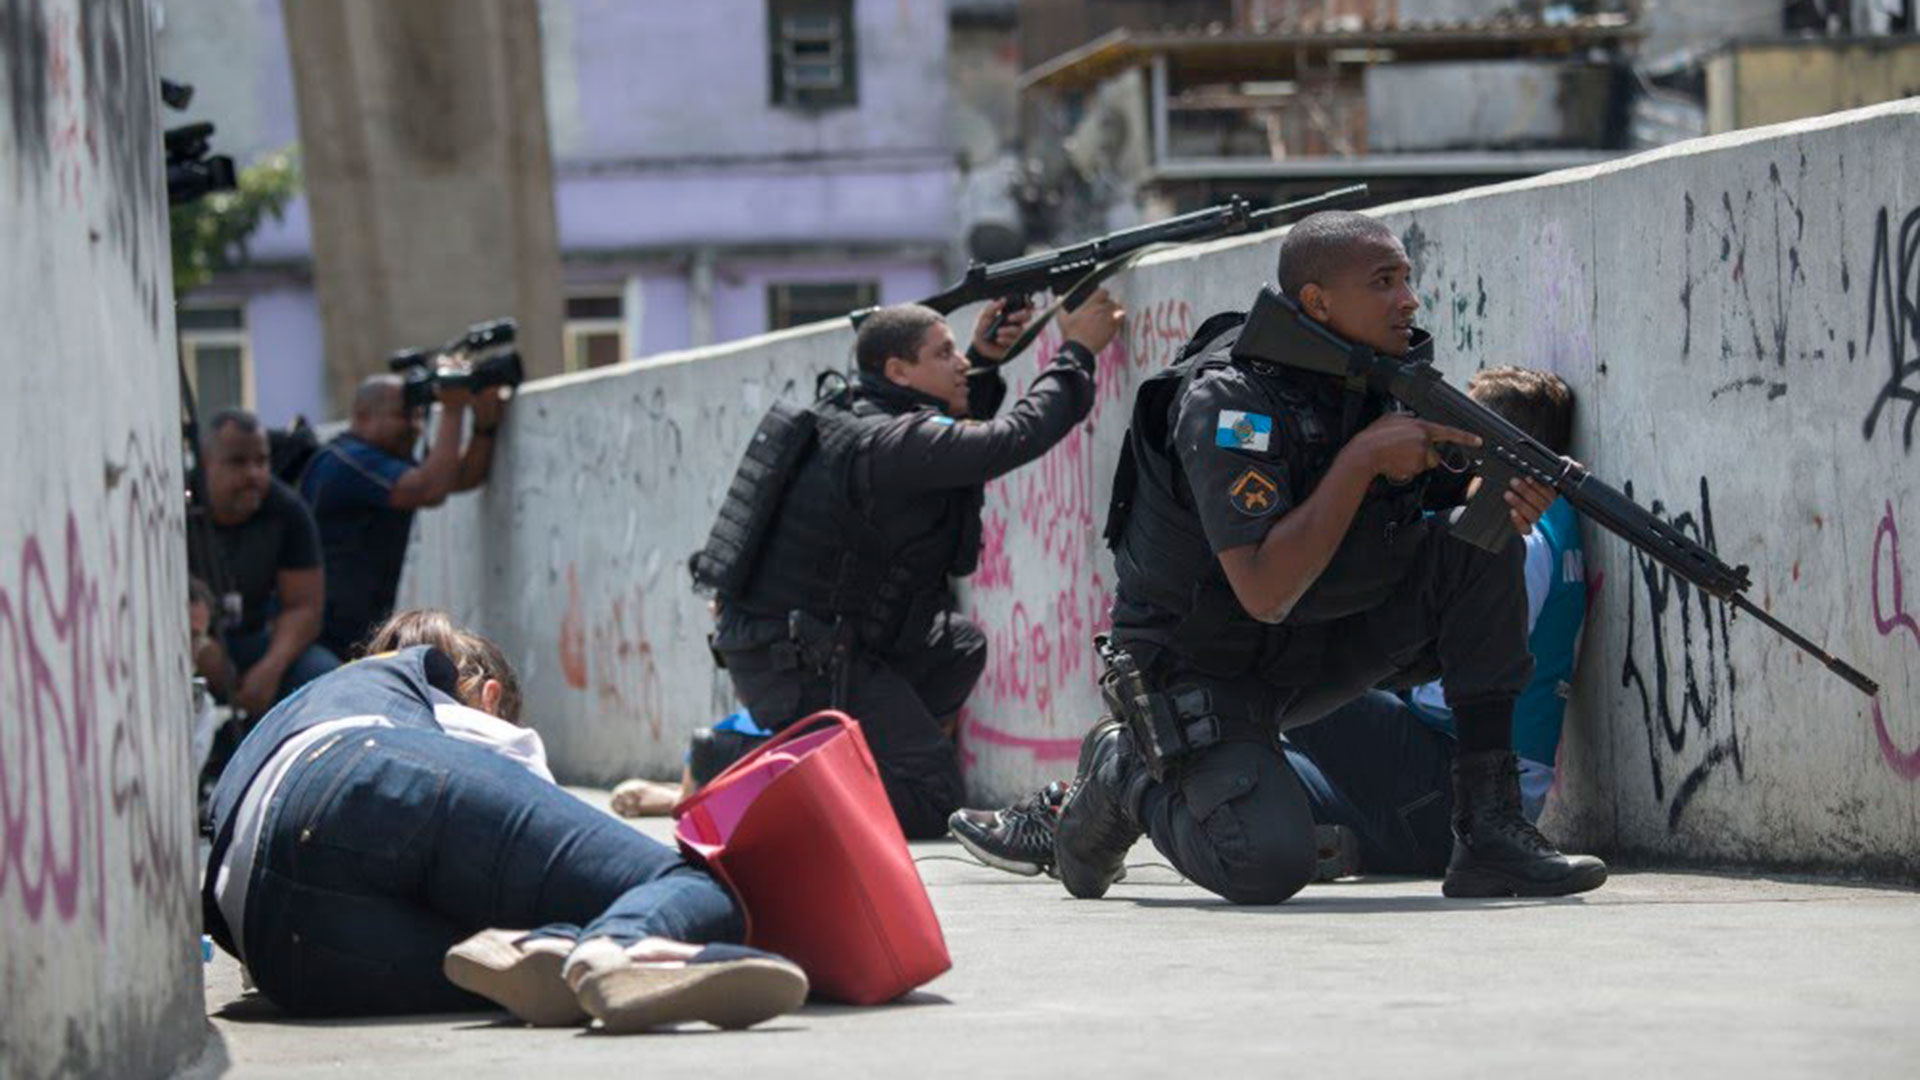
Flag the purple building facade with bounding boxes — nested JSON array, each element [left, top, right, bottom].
[[158, 0, 957, 424]]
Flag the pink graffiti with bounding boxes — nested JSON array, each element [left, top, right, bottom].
[[1869, 501, 1920, 780], [960, 297, 1190, 753], [975, 509, 1013, 592], [958, 716, 1082, 764], [558, 568, 667, 742], [1, 435, 191, 927], [0, 519, 97, 925]]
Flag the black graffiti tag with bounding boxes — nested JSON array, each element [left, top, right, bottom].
[[1620, 476, 1744, 831], [1861, 205, 1920, 452]]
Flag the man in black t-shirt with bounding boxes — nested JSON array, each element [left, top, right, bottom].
[[189, 410, 340, 715]]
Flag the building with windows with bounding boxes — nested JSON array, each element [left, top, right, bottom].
[[157, 0, 957, 424]]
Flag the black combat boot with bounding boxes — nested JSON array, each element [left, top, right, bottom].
[[1443, 750, 1607, 898], [1053, 719, 1149, 899]]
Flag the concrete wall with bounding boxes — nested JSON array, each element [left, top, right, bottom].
[[1, 2, 205, 1077], [403, 99, 1920, 880]]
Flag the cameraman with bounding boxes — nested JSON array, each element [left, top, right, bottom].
[[300, 373, 505, 657]]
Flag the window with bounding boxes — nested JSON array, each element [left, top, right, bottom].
[[565, 292, 627, 371], [179, 304, 252, 415], [769, 0, 857, 108], [768, 281, 877, 331]]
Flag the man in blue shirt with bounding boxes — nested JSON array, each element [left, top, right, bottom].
[[300, 374, 505, 657]]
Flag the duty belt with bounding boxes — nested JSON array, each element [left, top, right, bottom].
[[1097, 635, 1248, 780]]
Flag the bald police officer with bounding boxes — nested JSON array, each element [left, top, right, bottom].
[[1053, 212, 1606, 902]]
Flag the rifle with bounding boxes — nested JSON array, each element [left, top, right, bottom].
[[850, 184, 1370, 360], [1233, 285, 1880, 698]]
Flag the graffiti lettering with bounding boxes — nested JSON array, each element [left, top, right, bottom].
[[1860, 206, 1920, 452], [1619, 476, 1743, 831], [1868, 501, 1920, 779], [959, 297, 1189, 770], [0, 433, 190, 927]]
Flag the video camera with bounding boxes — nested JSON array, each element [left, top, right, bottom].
[[388, 317, 525, 410], [162, 80, 236, 205]]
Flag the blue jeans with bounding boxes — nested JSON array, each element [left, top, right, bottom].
[[242, 727, 742, 1017], [1284, 690, 1457, 876], [225, 630, 342, 708]]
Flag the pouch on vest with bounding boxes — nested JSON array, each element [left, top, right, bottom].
[[690, 401, 818, 599]]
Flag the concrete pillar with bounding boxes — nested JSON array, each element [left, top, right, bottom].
[[622, 273, 645, 362], [280, 0, 564, 415], [2, 2, 205, 1076], [691, 246, 716, 348]]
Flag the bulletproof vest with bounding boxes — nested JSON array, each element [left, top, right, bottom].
[[1105, 311, 1428, 683], [727, 386, 981, 655]]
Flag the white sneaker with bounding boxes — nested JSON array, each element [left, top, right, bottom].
[[443, 929, 586, 1026], [564, 938, 808, 1033]]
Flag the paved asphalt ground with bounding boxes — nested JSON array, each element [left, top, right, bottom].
[[187, 788, 1920, 1079]]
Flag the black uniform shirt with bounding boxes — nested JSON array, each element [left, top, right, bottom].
[[190, 480, 322, 636], [861, 342, 1096, 499], [711, 344, 1097, 652], [1173, 363, 1314, 554], [1170, 354, 1423, 627]]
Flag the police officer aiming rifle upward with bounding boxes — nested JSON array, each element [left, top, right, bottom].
[[1052, 210, 1608, 904], [694, 292, 1124, 839]]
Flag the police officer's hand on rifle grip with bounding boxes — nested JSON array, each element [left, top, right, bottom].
[[1346, 414, 1478, 486], [970, 297, 1034, 365], [1058, 288, 1125, 355]]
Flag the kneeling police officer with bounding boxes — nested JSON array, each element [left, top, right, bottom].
[[1055, 211, 1606, 902], [698, 293, 1124, 839]]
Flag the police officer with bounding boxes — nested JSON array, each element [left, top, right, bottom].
[[1053, 211, 1606, 902], [709, 293, 1126, 839]]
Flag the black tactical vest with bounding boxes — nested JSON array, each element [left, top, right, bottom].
[[1105, 311, 1428, 683], [727, 386, 982, 655]]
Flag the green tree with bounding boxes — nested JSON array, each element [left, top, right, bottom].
[[169, 146, 301, 294]]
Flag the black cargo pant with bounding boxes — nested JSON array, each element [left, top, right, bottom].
[[1132, 523, 1531, 904], [719, 612, 983, 840]]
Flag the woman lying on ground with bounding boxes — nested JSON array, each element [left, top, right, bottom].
[[200, 609, 807, 1031]]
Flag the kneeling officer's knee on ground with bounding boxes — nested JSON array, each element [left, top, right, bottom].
[[1154, 743, 1318, 905]]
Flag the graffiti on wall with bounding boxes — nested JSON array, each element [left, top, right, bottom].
[[1859, 205, 1920, 453], [1619, 476, 1744, 831], [1868, 500, 1920, 779], [959, 297, 1193, 765], [556, 563, 666, 742], [1676, 155, 1873, 391], [3, 0, 165, 326], [0, 434, 190, 928]]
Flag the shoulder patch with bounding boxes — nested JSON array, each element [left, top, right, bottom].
[[1215, 410, 1273, 452], [1228, 468, 1281, 517]]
